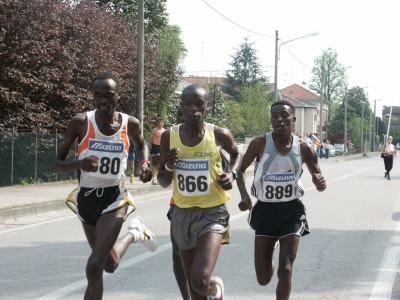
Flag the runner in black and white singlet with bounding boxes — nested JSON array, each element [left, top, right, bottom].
[[236, 100, 326, 300]]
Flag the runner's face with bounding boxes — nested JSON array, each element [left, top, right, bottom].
[[92, 79, 119, 114], [271, 104, 295, 134], [176, 107, 185, 124], [181, 89, 209, 124]]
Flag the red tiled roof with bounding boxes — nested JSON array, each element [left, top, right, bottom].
[[280, 84, 320, 100], [182, 76, 226, 87]]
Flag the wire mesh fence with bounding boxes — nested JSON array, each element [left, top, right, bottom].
[[0, 129, 77, 187]]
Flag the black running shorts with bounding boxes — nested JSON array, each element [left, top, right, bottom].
[[249, 199, 310, 238], [150, 144, 161, 155]]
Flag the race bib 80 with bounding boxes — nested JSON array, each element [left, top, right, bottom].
[[174, 159, 210, 196], [86, 139, 125, 179]]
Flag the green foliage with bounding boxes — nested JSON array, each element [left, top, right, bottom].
[[329, 86, 371, 136], [144, 25, 186, 122], [393, 116, 400, 144], [224, 37, 267, 100], [239, 83, 271, 137], [224, 100, 245, 139], [93, 0, 168, 36], [0, 0, 179, 132], [309, 48, 349, 122], [207, 81, 226, 123], [348, 116, 361, 146]]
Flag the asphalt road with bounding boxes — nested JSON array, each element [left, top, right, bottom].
[[1, 155, 400, 299]]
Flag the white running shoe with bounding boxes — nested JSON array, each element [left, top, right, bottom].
[[213, 277, 225, 300], [128, 216, 158, 252]]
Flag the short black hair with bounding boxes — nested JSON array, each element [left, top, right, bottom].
[[181, 84, 208, 99], [271, 100, 295, 114], [92, 72, 121, 91]]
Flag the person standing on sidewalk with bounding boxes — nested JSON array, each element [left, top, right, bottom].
[[381, 135, 397, 180], [53, 72, 157, 300], [149, 118, 165, 185], [158, 84, 241, 300], [128, 140, 136, 183], [236, 100, 326, 300], [315, 136, 321, 158]]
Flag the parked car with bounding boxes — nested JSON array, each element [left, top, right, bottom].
[[329, 145, 336, 157], [333, 144, 347, 155], [396, 143, 400, 150]]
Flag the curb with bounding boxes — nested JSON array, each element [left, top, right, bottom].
[[0, 153, 379, 223], [0, 184, 174, 223]]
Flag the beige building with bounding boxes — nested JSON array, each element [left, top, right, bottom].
[[279, 84, 329, 140]]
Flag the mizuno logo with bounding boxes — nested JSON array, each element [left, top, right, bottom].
[[263, 173, 295, 182], [176, 160, 209, 171], [89, 140, 124, 153]]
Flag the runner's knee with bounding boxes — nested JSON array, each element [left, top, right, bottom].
[[190, 273, 210, 296], [86, 255, 104, 279], [104, 260, 119, 273]]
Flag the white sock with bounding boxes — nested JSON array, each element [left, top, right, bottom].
[[210, 284, 221, 299], [130, 229, 140, 242]]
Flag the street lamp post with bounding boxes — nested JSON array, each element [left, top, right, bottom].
[[360, 86, 368, 154], [361, 103, 365, 153], [344, 88, 348, 155], [318, 68, 324, 141], [373, 99, 381, 151], [342, 66, 352, 156], [274, 31, 319, 102]]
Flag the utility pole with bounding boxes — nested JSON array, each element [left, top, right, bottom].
[[344, 92, 347, 155], [318, 68, 324, 140], [361, 103, 365, 153], [274, 30, 279, 102], [369, 111, 372, 151], [134, 0, 144, 176], [373, 100, 377, 151]]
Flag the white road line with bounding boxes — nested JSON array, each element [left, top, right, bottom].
[[36, 243, 172, 300], [369, 223, 400, 300]]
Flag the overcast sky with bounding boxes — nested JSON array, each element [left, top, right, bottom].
[[166, 0, 400, 117]]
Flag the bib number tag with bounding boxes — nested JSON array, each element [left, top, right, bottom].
[[261, 172, 295, 201], [86, 139, 124, 179], [175, 159, 210, 196]]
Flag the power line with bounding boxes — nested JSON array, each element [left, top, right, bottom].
[[281, 44, 311, 69], [202, 0, 274, 37]]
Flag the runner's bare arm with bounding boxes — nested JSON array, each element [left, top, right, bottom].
[[157, 130, 178, 187], [214, 126, 241, 190], [237, 136, 265, 211], [301, 141, 326, 191], [127, 116, 151, 182], [53, 113, 98, 174]]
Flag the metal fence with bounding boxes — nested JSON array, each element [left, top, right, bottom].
[[0, 129, 77, 187]]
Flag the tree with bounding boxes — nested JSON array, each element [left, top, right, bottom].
[[0, 0, 171, 132], [224, 100, 245, 139], [92, 0, 168, 36], [239, 83, 271, 137], [143, 24, 186, 133], [309, 48, 349, 104], [205, 80, 226, 126], [328, 86, 371, 139], [224, 37, 267, 100]]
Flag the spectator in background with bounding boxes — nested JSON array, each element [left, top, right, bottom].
[[315, 136, 321, 158], [381, 136, 397, 180], [128, 140, 136, 183], [303, 132, 312, 144], [324, 140, 331, 159]]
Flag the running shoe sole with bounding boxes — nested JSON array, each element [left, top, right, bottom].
[[214, 277, 225, 300]]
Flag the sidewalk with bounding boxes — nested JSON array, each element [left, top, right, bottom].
[[0, 152, 379, 222]]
